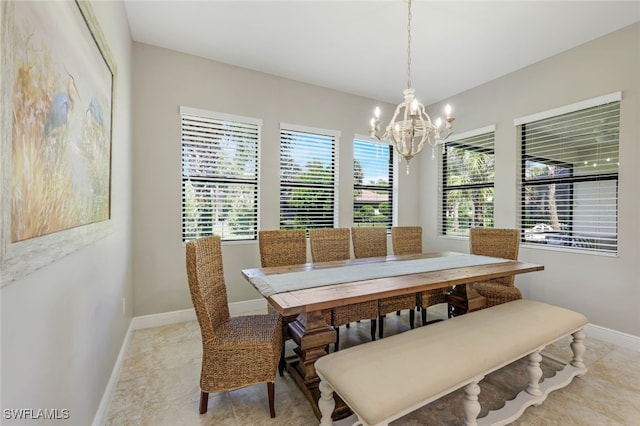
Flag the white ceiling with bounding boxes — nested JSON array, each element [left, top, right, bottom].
[[123, 1, 640, 105]]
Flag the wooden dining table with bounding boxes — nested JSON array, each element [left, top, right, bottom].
[[241, 251, 544, 420]]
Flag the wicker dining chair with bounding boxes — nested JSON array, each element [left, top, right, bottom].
[[186, 236, 282, 417], [309, 228, 377, 351], [391, 226, 449, 326], [352, 226, 416, 338], [258, 229, 312, 375], [259, 229, 307, 268], [469, 228, 522, 307]]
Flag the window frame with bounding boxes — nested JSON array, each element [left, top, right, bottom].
[[515, 92, 621, 254], [439, 126, 496, 237], [180, 106, 261, 242], [352, 136, 394, 230], [279, 123, 340, 230]]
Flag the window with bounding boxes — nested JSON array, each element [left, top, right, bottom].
[[181, 107, 260, 242], [516, 93, 620, 253], [280, 124, 339, 230], [440, 127, 495, 236], [353, 138, 393, 228]]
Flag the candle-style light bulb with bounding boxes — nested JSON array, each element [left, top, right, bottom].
[[374, 106, 381, 118], [410, 99, 418, 114], [445, 104, 452, 118], [435, 117, 442, 128]]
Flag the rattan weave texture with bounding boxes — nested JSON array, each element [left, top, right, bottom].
[[469, 228, 522, 307], [391, 226, 423, 255], [309, 228, 378, 328], [351, 226, 387, 258], [390, 226, 447, 322], [258, 229, 314, 347], [353, 227, 417, 323], [309, 228, 351, 262], [186, 236, 282, 416], [259, 229, 307, 267], [259, 229, 331, 325]]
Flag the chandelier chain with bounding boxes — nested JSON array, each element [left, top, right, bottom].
[[407, 0, 412, 89], [368, 0, 454, 173]]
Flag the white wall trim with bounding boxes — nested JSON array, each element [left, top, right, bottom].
[[93, 300, 639, 425], [513, 91, 622, 125], [91, 320, 135, 426], [280, 122, 342, 139], [92, 298, 268, 426], [585, 323, 640, 352], [131, 308, 196, 330], [445, 124, 496, 143], [179, 106, 263, 126]]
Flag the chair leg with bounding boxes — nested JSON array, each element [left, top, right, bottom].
[[396, 310, 401, 315], [422, 307, 428, 325], [199, 391, 209, 414], [409, 309, 415, 329], [278, 343, 285, 376], [267, 382, 275, 418], [378, 315, 384, 339], [370, 318, 377, 341], [334, 327, 340, 352]]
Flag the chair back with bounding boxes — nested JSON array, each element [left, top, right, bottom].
[[186, 236, 230, 341], [469, 228, 520, 286], [351, 226, 387, 259], [259, 229, 307, 267], [309, 228, 351, 262], [391, 226, 422, 255]]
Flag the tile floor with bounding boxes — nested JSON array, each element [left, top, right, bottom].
[[106, 305, 640, 425]]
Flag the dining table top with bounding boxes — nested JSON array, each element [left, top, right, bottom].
[[241, 251, 544, 317]]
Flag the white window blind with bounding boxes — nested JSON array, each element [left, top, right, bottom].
[[519, 100, 620, 253], [353, 139, 393, 229], [440, 130, 495, 236], [181, 108, 260, 241], [280, 125, 337, 230]]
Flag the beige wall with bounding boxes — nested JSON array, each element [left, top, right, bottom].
[[131, 43, 419, 316], [420, 23, 640, 336], [0, 1, 133, 424]]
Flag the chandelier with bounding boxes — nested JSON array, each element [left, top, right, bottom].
[[369, 0, 454, 173]]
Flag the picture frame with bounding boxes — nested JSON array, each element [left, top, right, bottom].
[[0, 0, 116, 286]]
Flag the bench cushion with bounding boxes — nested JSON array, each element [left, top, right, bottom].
[[315, 299, 587, 425]]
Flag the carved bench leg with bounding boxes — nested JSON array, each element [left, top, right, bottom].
[[570, 329, 586, 371], [526, 349, 543, 397], [318, 380, 335, 426], [462, 379, 482, 426]]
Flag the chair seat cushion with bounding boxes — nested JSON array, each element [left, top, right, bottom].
[[203, 313, 282, 392], [417, 288, 448, 308], [332, 300, 378, 326], [475, 281, 522, 307], [378, 294, 416, 316]]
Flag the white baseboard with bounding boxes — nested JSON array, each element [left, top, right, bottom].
[[92, 298, 268, 426], [93, 300, 639, 425], [585, 323, 640, 351], [129, 298, 268, 330], [92, 320, 135, 426]]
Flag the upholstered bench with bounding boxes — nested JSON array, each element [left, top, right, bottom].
[[315, 299, 588, 426]]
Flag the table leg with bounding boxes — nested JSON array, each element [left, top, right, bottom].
[[446, 283, 487, 316], [286, 309, 351, 420]]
